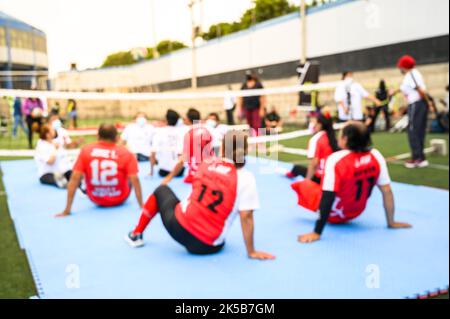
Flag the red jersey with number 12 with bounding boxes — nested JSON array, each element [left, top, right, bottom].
[[176, 159, 238, 246], [73, 142, 139, 207]]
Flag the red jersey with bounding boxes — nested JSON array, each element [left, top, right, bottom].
[[307, 131, 334, 179], [73, 141, 139, 207], [176, 159, 238, 246], [183, 126, 214, 182], [321, 149, 391, 223]]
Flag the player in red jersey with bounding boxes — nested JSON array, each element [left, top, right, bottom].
[[287, 110, 339, 183], [125, 130, 275, 260], [294, 122, 412, 243], [56, 124, 143, 217]]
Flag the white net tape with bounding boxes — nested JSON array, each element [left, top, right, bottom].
[[0, 81, 341, 101]]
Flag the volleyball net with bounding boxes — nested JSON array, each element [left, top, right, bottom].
[[0, 81, 342, 156]]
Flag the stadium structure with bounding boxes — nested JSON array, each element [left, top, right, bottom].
[[0, 11, 48, 90], [55, 0, 449, 94]]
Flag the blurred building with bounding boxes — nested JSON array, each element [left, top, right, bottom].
[[55, 0, 449, 94], [0, 11, 48, 89]]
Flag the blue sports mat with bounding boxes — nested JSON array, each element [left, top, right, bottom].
[[1, 159, 448, 299]]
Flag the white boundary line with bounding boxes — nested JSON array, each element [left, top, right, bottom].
[[0, 81, 341, 101]]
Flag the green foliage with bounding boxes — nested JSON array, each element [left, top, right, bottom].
[[101, 40, 187, 68], [156, 40, 187, 56], [101, 51, 135, 68], [202, 0, 338, 41]]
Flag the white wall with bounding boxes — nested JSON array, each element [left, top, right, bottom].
[[55, 0, 449, 91]]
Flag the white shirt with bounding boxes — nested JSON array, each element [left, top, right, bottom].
[[121, 123, 155, 156], [334, 79, 370, 121], [152, 126, 184, 172], [34, 140, 72, 177], [224, 92, 236, 111], [400, 69, 427, 105], [54, 127, 72, 148]]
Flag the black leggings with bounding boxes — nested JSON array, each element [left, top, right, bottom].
[[290, 165, 321, 184], [39, 171, 72, 187], [158, 167, 185, 178], [154, 185, 224, 255], [26, 115, 42, 149]]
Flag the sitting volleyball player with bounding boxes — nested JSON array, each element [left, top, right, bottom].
[[125, 130, 275, 260], [150, 109, 185, 178], [121, 112, 155, 162], [294, 122, 412, 243], [287, 110, 339, 184], [35, 125, 73, 188], [56, 124, 143, 217]]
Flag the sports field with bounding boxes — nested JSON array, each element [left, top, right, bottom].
[[0, 121, 448, 298]]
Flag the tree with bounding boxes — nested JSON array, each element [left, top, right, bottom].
[[156, 40, 187, 56], [101, 51, 135, 68], [202, 0, 339, 41], [240, 0, 298, 29]]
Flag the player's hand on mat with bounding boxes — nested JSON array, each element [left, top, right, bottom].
[[388, 221, 412, 229], [55, 210, 71, 218], [298, 232, 321, 244], [248, 251, 276, 261]]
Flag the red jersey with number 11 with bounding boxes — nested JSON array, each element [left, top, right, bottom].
[[176, 159, 238, 246], [73, 142, 139, 207], [322, 149, 391, 223]]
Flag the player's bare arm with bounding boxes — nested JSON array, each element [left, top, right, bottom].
[[150, 151, 157, 176], [129, 175, 143, 208], [298, 190, 335, 244], [379, 184, 412, 229], [161, 157, 185, 186], [56, 171, 83, 218], [306, 158, 319, 180], [239, 211, 275, 261]]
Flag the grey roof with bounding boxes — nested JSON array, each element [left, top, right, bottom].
[[0, 11, 46, 37]]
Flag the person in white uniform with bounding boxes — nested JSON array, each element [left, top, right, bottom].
[[150, 110, 185, 178], [396, 55, 435, 169], [121, 113, 155, 162], [335, 71, 381, 122], [34, 125, 73, 188]]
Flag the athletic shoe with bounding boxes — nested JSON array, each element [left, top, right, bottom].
[[404, 160, 417, 169], [416, 160, 429, 168], [124, 232, 144, 248], [54, 173, 68, 188]]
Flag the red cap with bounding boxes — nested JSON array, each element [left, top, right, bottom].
[[397, 55, 416, 70]]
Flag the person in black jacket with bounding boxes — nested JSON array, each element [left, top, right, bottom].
[[369, 80, 391, 132]]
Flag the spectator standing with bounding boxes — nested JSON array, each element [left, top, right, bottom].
[[223, 85, 236, 125], [397, 55, 432, 169], [23, 97, 44, 149], [335, 71, 381, 122], [12, 97, 28, 138], [67, 99, 78, 129], [369, 80, 391, 132], [237, 73, 266, 136]]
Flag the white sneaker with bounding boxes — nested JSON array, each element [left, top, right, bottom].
[[54, 173, 68, 188], [124, 232, 145, 248], [416, 160, 429, 168]]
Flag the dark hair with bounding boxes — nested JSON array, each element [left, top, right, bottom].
[[316, 113, 339, 152], [166, 109, 180, 126], [208, 112, 220, 122], [98, 123, 118, 142], [222, 130, 248, 169], [186, 108, 201, 124], [39, 125, 52, 140], [379, 80, 387, 93], [342, 122, 372, 153], [342, 71, 352, 80]]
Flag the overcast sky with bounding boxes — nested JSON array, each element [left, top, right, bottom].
[[0, 0, 303, 75]]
